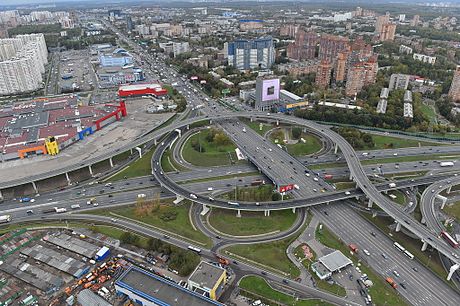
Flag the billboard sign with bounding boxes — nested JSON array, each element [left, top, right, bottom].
[[262, 78, 280, 102], [279, 184, 294, 193]]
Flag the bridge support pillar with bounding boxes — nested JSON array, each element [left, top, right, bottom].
[[349, 173, 353, 181], [276, 120, 279, 126], [368, 199, 373, 208], [209, 119, 212, 124], [89, 165, 94, 177], [174, 129, 182, 138], [130, 148, 133, 155], [421, 241, 428, 251], [186, 124, 190, 130], [31, 181, 38, 193], [292, 208, 296, 213], [447, 264, 460, 281], [447, 186, 452, 194], [109, 157, 114, 168], [355, 196, 359, 200], [421, 216, 426, 224], [395, 222, 401, 232], [441, 197, 447, 210], [65, 172, 71, 185], [372, 212, 377, 218], [264, 210, 271, 217], [237, 209, 241, 218], [154, 138, 157, 146], [135, 147, 142, 159], [0, 189, 3, 201], [250, 117, 253, 122], [334, 143, 338, 154]]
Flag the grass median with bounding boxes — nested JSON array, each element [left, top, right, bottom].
[[239, 275, 333, 306], [107, 149, 154, 181], [208, 208, 297, 236], [182, 129, 239, 167], [85, 200, 211, 246]]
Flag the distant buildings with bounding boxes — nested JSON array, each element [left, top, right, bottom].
[[159, 42, 190, 57], [0, 33, 48, 95], [448, 66, 460, 102], [227, 36, 275, 70], [411, 15, 420, 27], [412, 53, 436, 65], [277, 60, 319, 77], [375, 14, 396, 41], [239, 19, 264, 31], [399, 45, 413, 55], [345, 57, 378, 97], [98, 48, 133, 67], [315, 60, 332, 88], [318, 34, 349, 63], [389, 74, 410, 91], [287, 30, 318, 60]]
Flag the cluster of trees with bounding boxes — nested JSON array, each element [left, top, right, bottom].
[[147, 238, 200, 276], [231, 185, 276, 202], [118, 231, 200, 276], [159, 211, 178, 222], [166, 86, 186, 112], [397, 25, 460, 42], [332, 127, 375, 150], [191, 129, 232, 153], [282, 74, 316, 97], [436, 98, 460, 126], [291, 127, 302, 140]]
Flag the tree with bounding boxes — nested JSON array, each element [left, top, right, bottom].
[[214, 132, 231, 146], [292, 127, 302, 140], [120, 231, 139, 245]]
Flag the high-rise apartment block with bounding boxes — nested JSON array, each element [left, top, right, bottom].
[[318, 34, 349, 63], [410, 15, 420, 27], [448, 66, 460, 102], [375, 14, 396, 41], [227, 36, 275, 70], [334, 51, 348, 82], [345, 58, 378, 97], [315, 60, 332, 88], [0, 33, 47, 95], [287, 30, 318, 60]]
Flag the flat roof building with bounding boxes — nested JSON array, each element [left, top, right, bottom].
[[115, 266, 223, 306], [311, 250, 352, 280], [188, 261, 227, 300]]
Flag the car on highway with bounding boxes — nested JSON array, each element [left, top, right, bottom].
[[393, 270, 400, 277], [363, 249, 371, 256], [26, 210, 34, 214], [381, 253, 388, 259], [345, 191, 351, 195], [190, 194, 197, 199]]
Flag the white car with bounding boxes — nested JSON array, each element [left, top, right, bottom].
[[207, 187, 213, 191], [363, 249, 371, 256], [313, 177, 319, 182], [190, 193, 198, 199], [345, 191, 351, 195]]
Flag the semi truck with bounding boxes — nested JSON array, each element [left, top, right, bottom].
[[386, 277, 398, 289], [348, 243, 358, 253], [41, 207, 67, 214], [440, 161, 454, 167], [251, 179, 265, 186]]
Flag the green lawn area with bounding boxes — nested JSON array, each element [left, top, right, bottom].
[[208, 208, 297, 236], [245, 120, 274, 136], [239, 276, 333, 306], [220, 185, 276, 202], [315, 225, 407, 306], [161, 148, 189, 173], [386, 190, 406, 206], [107, 149, 154, 181], [224, 237, 301, 277], [178, 171, 258, 184], [86, 200, 211, 246], [182, 130, 238, 167], [419, 103, 437, 125], [293, 244, 346, 297], [286, 134, 323, 156], [371, 134, 439, 149], [444, 202, 460, 222], [334, 181, 356, 190], [361, 213, 451, 288]]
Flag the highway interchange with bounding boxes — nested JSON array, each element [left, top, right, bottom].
[[1, 19, 460, 306]]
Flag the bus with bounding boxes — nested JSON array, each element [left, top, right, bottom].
[[393, 242, 405, 252], [440, 231, 460, 248], [403, 250, 414, 260], [228, 202, 240, 207], [188, 246, 201, 254]]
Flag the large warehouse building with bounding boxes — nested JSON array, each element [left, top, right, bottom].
[[118, 83, 168, 98], [115, 266, 224, 306]]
